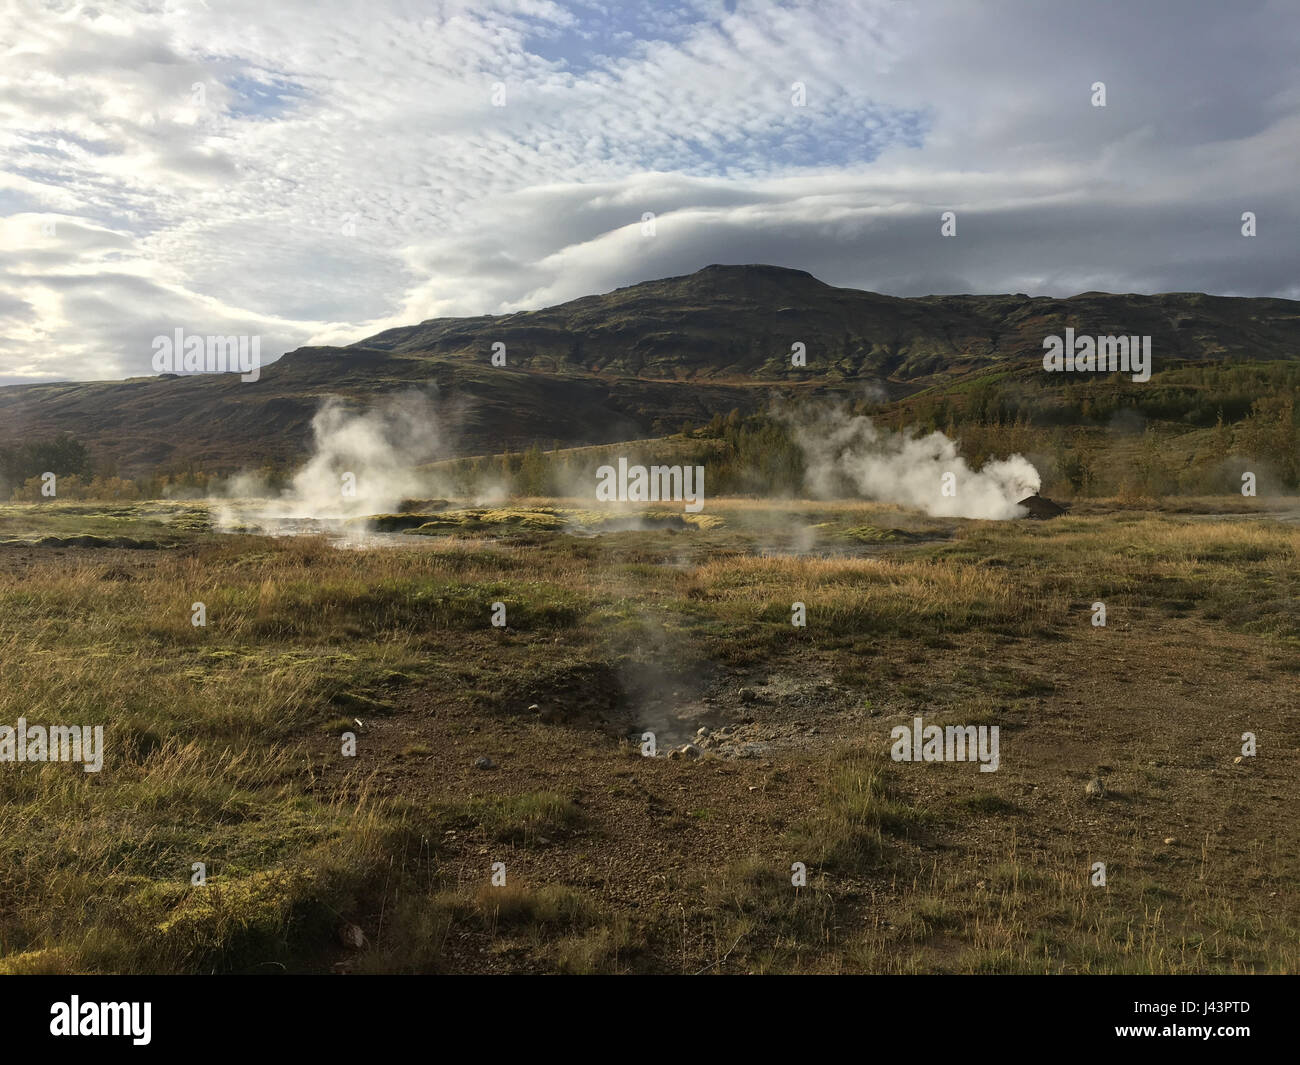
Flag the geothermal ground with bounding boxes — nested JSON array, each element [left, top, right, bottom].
[[0, 497, 1296, 974]]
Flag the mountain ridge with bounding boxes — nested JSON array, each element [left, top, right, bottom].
[[2, 264, 1298, 476]]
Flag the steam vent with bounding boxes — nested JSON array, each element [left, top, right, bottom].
[[1016, 494, 1070, 520]]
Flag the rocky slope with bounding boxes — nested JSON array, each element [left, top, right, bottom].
[[2, 265, 1297, 475]]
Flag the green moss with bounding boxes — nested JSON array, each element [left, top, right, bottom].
[[842, 525, 923, 543], [143, 868, 330, 972]]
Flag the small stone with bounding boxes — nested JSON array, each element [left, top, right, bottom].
[[1233, 755, 1243, 764], [669, 744, 701, 760], [474, 756, 495, 770], [1163, 836, 1178, 846], [337, 923, 369, 951], [1085, 777, 1105, 798], [527, 703, 541, 713], [695, 726, 710, 738]]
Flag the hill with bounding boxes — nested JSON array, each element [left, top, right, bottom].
[[2, 264, 1298, 477]]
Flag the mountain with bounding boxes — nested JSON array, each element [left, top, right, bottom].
[[2, 264, 1298, 476]]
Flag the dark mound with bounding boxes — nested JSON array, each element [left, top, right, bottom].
[[1017, 494, 1070, 520]]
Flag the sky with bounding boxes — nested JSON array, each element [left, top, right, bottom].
[[1, 0, 1298, 384]]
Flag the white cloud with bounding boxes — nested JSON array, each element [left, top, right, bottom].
[[1, 0, 1297, 383]]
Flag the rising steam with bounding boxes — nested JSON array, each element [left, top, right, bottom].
[[216, 390, 450, 528], [793, 407, 1040, 519]]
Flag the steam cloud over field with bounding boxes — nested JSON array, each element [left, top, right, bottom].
[[213, 392, 1042, 528], [794, 408, 1040, 520], [216, 391, 449, 529]]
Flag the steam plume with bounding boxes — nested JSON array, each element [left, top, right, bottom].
[[218, 390, 449, 527], [793, 407, 1039, 519]]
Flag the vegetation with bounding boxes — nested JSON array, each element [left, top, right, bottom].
[[0, 496, 1294, 973]]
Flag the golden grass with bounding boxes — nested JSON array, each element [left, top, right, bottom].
[[0, 499, 1294, 972]]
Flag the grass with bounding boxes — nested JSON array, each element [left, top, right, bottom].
[[0, 495, 1295, 973]]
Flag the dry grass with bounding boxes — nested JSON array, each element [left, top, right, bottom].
[[0, 498, 1295, 972]]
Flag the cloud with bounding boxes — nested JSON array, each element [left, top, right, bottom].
[[2, 0, 1298, 382], [0, 213, 321, 382]]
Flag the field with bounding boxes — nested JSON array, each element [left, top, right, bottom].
[[0, 496, 1296, 974]]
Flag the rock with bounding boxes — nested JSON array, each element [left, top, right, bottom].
[[1085, 777, 1106, 798], [337, 923, 369, 951], [1163, 836, 1179, 845], [695, 726, 710, 738], [738, 688, 759, 704], [1016, 494, 1070, 520], [668, 743, 701, 760], [1233, 755, 1244, 764], [473, 756, 495, 770], [527, 703, 540, 713]]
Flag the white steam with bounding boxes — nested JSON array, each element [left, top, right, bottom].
[[795, 408, 1040, 520], [216, 390, 450, 528]]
